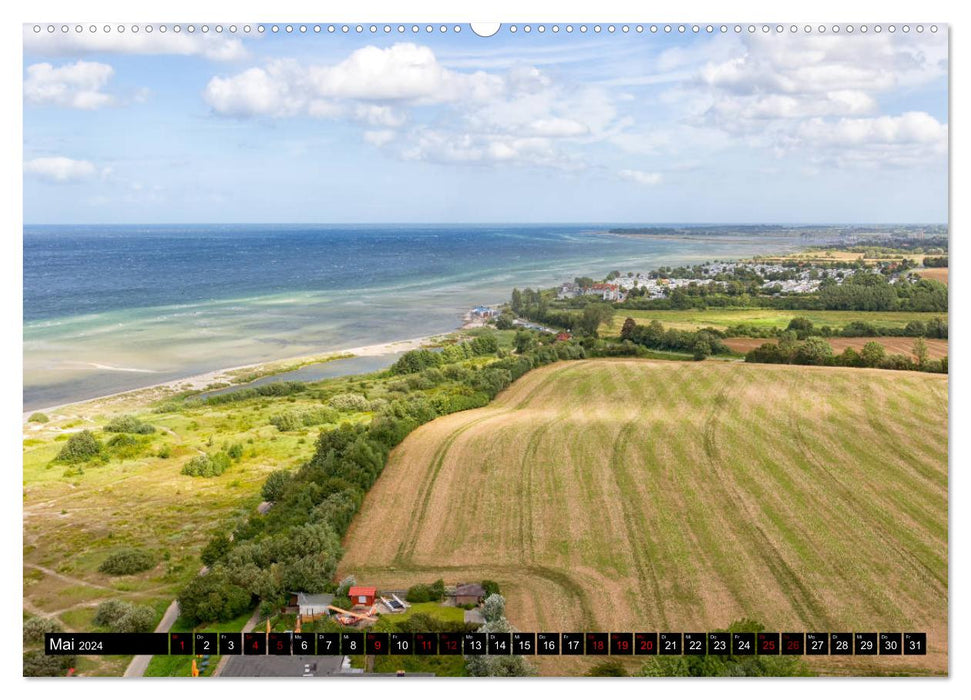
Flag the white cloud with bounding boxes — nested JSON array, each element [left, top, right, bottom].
[[798, 111, 947, 147], [693, 34, 946, 131], [619, 169, 662, 186], [24, 60, 114, 109], [793, 111, 947, 167], [204, 43, 626, 170], [23, 27, 246, 62], [203, 44, 503, 118], [363, 130, 396, 147], [24, 157, 98, 182]]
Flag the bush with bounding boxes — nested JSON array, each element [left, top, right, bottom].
[[586, 660, 628, 676], [182, 452, 231, 477], [406, 583, 433, 603], [23, 650, 76, 677], [481, 580, 501, 597], [104, 415, 155, 434], [98, 548, 155, 575], [227, 443, 244, 460], [54, 430, 102, 463], [28, 412, 49, 424], [23, 616, 62, 644], [270, 410, 301, 432], [92, 600, 156, 633], [328, 393, 371, 412]]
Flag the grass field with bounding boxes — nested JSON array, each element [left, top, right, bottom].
[[722, 337, 949, 360], [604, 309, 947, 335], [340, 359, 948, 676], [21, 377, 362, 675]]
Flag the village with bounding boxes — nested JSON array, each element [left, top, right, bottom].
[[554, 262, 869, 302]]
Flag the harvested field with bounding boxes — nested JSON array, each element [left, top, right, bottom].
[[723, 337, 949, 360], [918, 268, 948, 285], [341, 359, 948, 675]]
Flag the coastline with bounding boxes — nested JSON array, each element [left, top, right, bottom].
[[22, 332, 448, 424]]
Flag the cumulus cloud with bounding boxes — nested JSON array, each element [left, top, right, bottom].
[[24, 60, 114, 109], [204, 43, 625, 170], [23, 27, 246, 61], [204, 44, 502, 118], [619, 169, 662, 186], [635, 32, 950, 168], [24, 156, 99, 182], [793, 111, 947, 167], [693, 33, 946, 130]]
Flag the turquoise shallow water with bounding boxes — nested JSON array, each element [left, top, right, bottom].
[[23, 224, 801, 409]]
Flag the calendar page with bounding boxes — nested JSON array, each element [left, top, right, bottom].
[[22, 18, 948, 681]]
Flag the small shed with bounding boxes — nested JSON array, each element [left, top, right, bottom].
[[348, 586, 376, 607], [290, 592, 334, 618], [453, 583, 486, 606]]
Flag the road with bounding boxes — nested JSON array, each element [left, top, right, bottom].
[[122, 599, 180, 677]]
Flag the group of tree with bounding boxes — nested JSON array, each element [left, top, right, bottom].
[[725, 316, 947, 341], [817, 271, 946, 312], [745, 334, 946, 374], [620, 318, 729, 360]]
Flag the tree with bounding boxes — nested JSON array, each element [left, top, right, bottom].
[[514, 330, 536, 354], [692, 338, 712, 361], [178, 570, 253, 625], [786, 317, 815, 339], [510, 288, 523, 315], [793, 337, 833, 366], [482, 593, 506, 622], [495, 310, 515, 330], [620, 317, 637, 340], [201, 532, 232, 567], [860, 341, 887, 368], [577, 304, 614, 337], [912, 337, 929, 369], [261, 469, 292, 502]]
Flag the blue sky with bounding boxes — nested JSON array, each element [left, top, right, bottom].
[[23, 24, 948, 224]]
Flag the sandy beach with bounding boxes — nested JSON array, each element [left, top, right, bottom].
[[22, 333, 446, 424]]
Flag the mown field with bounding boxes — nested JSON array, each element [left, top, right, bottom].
[[722, 337, 949, 360], [604, 309, 947, 335], [340, 359, 948, 676]]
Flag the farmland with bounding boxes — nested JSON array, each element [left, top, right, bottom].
[[603, 309, 948, 335], [917, 268, 949, 285], [341, 359, 948, 675]]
